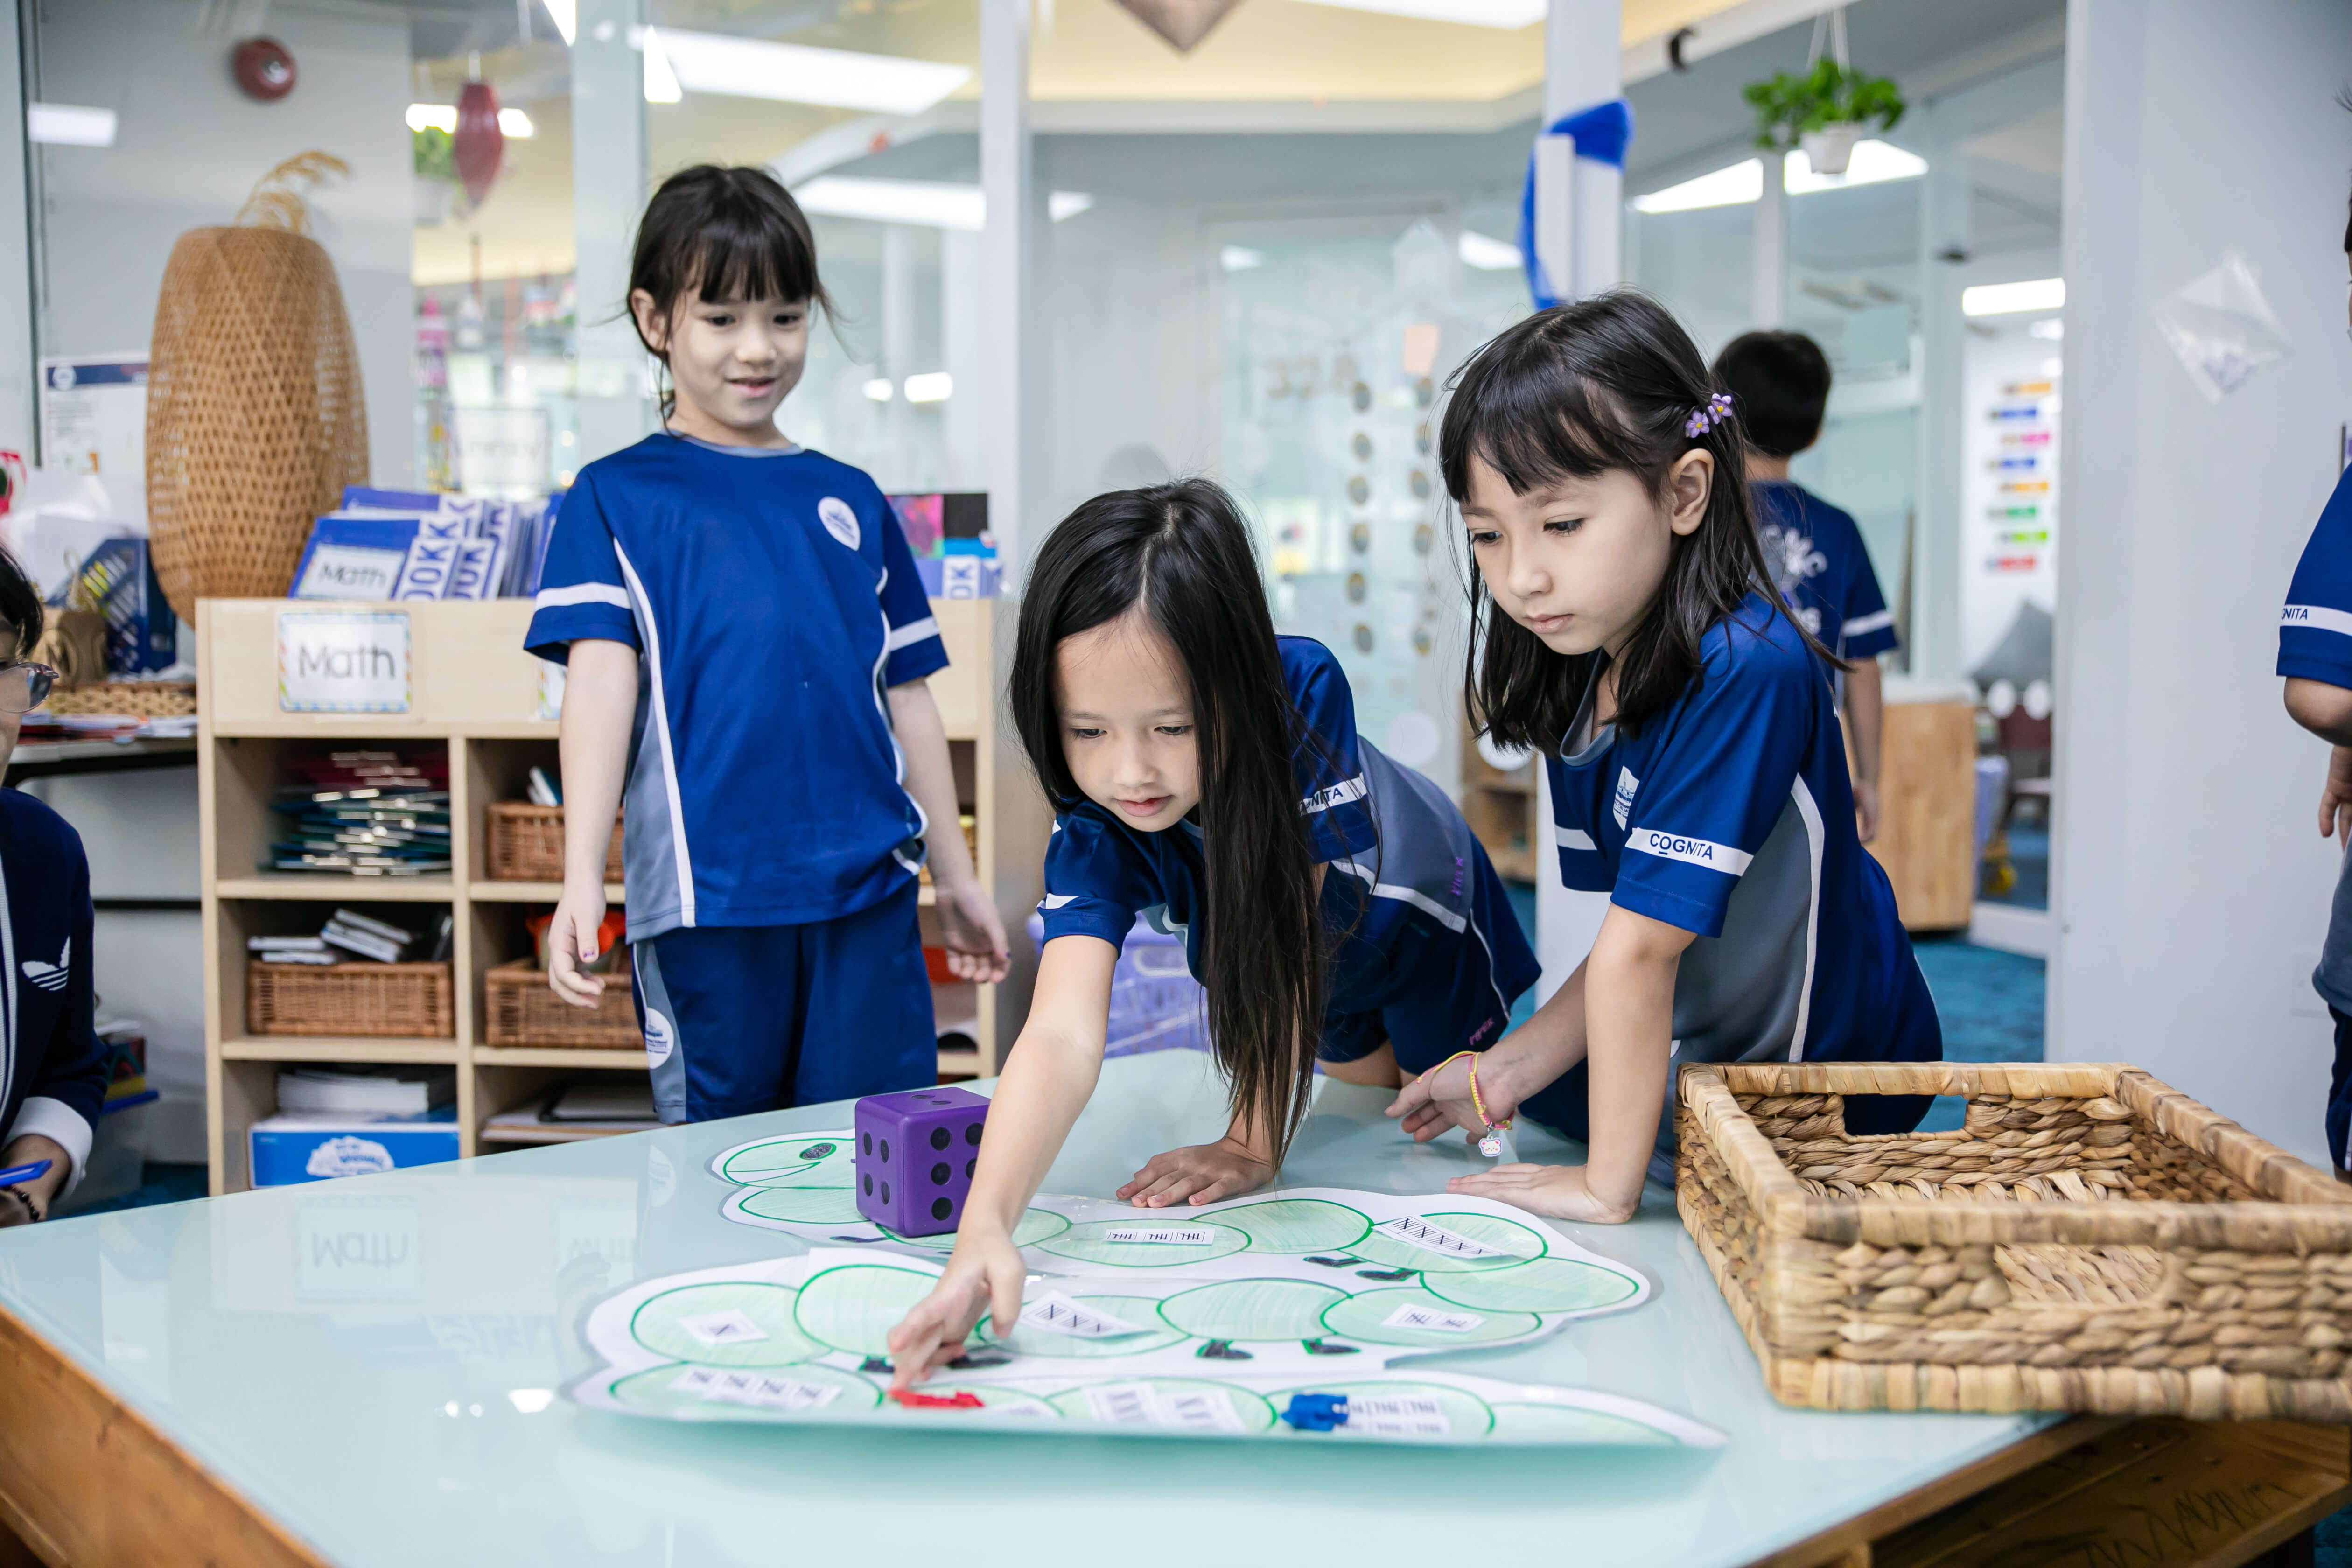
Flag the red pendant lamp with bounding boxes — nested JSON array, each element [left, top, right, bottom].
[[453, 80, 504, 205]]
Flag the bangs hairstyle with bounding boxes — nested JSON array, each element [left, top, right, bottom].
[[628, 164, 833, 416], [1011, 481, 1335, 1171], [1440, 289, 1836, 751]]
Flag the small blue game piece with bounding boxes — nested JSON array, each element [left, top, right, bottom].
[[1281, 1393, 1349, 1432]]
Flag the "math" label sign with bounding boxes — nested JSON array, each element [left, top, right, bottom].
[[278, 611, 413, 714]]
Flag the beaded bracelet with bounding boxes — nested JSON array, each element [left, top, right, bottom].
[[1424, 1050, 1512, 1158], [0, 1186, 40, 1225]]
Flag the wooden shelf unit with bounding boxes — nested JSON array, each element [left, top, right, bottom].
[[198, 597, 1045, 1195]]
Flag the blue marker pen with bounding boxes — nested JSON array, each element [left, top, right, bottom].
[[0, 1160, 52, 1187]]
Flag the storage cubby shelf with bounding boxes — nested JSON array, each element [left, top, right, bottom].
[[198, 597, 1046, 1196]]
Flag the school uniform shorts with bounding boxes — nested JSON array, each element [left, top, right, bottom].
[[631, 880, 935, 1122]]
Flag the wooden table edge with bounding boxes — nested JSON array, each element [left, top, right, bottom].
[[0, 1301, 328, 1568], [1744, 1415, 2127, 1568]]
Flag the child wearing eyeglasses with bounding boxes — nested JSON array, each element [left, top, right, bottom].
[[0, 544, 106, 1224]]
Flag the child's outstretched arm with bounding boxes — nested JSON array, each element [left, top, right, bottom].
[[888, 678, 1009, 982], [1444, 904, 1690, 1224], [886, 934, 1117, 1388], [547, 639, 636, 1007]]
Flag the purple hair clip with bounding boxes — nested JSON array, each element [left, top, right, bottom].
[[1684, 391, 1734, 439]]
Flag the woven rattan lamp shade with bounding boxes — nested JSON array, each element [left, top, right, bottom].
[[145, 157, 367, 618]]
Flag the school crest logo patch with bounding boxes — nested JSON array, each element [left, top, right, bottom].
[[817, 496, 861, 550], [1613, 767, 1639, 831], [644, 1007, 677, 1067]]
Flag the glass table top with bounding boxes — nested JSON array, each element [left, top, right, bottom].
[[0, 1052, 2050, 1567]]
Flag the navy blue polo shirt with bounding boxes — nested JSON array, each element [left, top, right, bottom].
[[524, 434, 950, 941], [1753, 479, 1899, 662], [1036, 637, 1487, 1018], [1547, 593, 1936, 1074], [0, 789, 107, 1193]]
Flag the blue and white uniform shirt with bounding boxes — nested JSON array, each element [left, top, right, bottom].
[[524, 435, 949, 942], [2280, 465, 2352, 688], [1753, 479, 1899, 662], [1037, 637, 1484, 1008], [1547, 594, 1933, 1071]]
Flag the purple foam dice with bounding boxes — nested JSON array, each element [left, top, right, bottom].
[[854, 1086, 990, 1236]]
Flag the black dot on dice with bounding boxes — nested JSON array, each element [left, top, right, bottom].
[[932, 1197, 952, 1221], [965, 1158, 975, 1179], [931, 1162, 950, 1185], [861, 1133, 872, 1155], [881, 1181, 891, 1204], [930, 1126, 951, 1150], [880, 1138, 889, 1162], [965, 1123, 982, 1145], [799, 1142, 835, 1160], [862, 1174, 873, 1195]]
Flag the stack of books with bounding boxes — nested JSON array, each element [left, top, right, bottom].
[[249, 909, 455, 966], [287, 485, 563, 602], [269, 751, 451, 875]]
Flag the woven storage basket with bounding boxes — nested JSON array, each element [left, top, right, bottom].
[[484, 803, 623, 882], [483, 959, 637, 1048], [247, 961, 453, 1038], [1677, 1061, 2352, 1422], [41, 682, 198, 719], [146, 154, 367, 619]]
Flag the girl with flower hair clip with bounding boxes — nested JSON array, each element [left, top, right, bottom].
[[1385, 290, 1943, 1223]]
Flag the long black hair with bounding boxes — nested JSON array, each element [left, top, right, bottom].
[[1440, 289, 1836, 751], [628, 164, 833, 421], [1012, 481, 1328, 1169]]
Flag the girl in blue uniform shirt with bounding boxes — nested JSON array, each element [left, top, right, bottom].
[[528, 166, 1008, 1121], [886, 480, 1539, 1383], [1388, 291, 1942, 1224]]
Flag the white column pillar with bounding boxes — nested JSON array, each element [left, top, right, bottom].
[[979, 0, 1034, 573], [1911, 109, 1968, 682], [1751, 154, 1786, 329], [880, 223, 917, 485], [942, 229, 982, 492], [1534, 0, 1622, 1002], [2048, 0, 2352, 1165], [572, 0, 651, 463], [0, 2, 35, 461]]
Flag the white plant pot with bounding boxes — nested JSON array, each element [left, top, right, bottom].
[[1799, 122, 1863, 177], [414, 177, 456, 226]]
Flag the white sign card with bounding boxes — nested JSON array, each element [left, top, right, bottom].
[[278, 611, 413, 714]]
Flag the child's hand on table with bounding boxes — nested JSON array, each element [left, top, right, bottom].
[[546, 882, 609, 1008], [1115, 1136, 1272, 1207], [932, 876, 1010, 984], [1384, 1050, 1521, 1145], [1445, 1162, 1640, 1225], [886, 1225, 1026, 1390]]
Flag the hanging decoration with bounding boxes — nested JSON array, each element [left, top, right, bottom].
[[454, 80, 504, 205], [1112, 0, 1244, 52], [145, 153, 368, 617], [1741, 7, 1904, 178]]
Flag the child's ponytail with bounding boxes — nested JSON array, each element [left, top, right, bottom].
[[1438, 289, 1838, 751], [1013, 482, 1328, 1169]]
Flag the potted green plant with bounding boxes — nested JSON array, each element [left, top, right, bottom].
[[1743, 57, 1905, 177], [413, 125, 457, 225]]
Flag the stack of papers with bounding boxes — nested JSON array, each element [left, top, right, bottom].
[[277, 1065, 455, 1119]]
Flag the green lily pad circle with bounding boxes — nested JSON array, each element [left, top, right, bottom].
[[630, 1281, 828, 1367], [1034, 1218, 1248, 1269], [881, 1207, 1072, 1252], [1045, 1379, 1277, 1433], [605, 1360, 882, 1419], [734, 1183, 865, 1226], [1349, 1211, 1548, 1273], [1316, 1286, 1541, 1348], [1218, 1198, 1372, 1254], [1155, 1278, 1347, 1342], [983, 1294, 1189, 1358], [716, 1133, 857, 1187], [1421, 1256, 1640, 1314], [792, 1264, 944, 1357]]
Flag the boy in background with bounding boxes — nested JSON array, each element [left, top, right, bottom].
[[1714, 330, 1901, 841]]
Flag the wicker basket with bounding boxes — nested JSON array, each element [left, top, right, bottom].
[[484, 802, 623, 882], [1677, 1060, 2352, 1422], [247, 961, 453, 1038], [483, 959, 638, 1048], [41, 682, 198, 718]]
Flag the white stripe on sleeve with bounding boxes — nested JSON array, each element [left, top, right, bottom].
[[885, 615, 940, 652], [534, 581, 632, 612], [1626, 827, 1753, 876], [1555, 826, 1599, 852], [2282, 604, 2352, 638], [1842, 609, 1895, 635], [1039, 892, 1078, 909]]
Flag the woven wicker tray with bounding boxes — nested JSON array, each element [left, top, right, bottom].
[[247, 961, 453, 1039], [1676, 1060, 2352, 1421], [483, 959, 638, 1048]]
